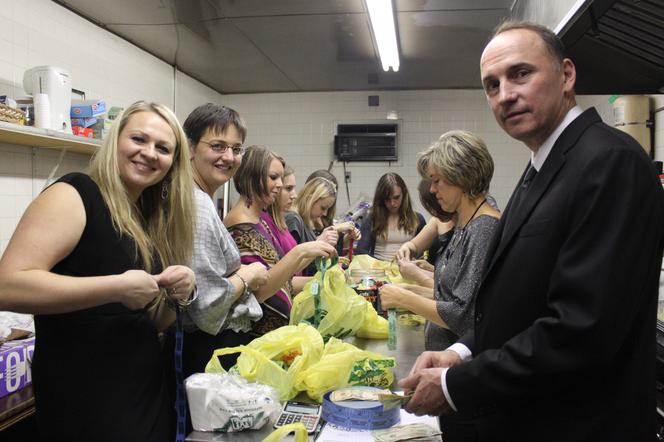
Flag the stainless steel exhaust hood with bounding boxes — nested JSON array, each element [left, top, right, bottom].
[[513, 0, 664, 94]]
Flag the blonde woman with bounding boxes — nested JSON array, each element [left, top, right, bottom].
[[0, 101, 196, 441], [285, 177, 359, 273], [305, 169, 338, 228], [266, 165, 299, 256]]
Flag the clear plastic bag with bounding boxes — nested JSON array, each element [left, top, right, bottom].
[[185, 373, 280, 432]]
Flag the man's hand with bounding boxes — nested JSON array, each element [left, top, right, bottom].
[[400, 368, 453, 416], [407, 350, 462, 376]]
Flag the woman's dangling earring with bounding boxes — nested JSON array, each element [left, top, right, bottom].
[[245, 196, 253, 208], [161, 181, 169, 200]]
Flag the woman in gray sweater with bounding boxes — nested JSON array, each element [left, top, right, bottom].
[[380, 130, 500, 351]]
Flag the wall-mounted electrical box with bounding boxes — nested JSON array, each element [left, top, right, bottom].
[[334, 123, 397, 162]]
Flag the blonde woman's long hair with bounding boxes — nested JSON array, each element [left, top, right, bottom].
[[268, 165, 294, 231], [295, 177, 337, 231], [88, 101, 194, 272]]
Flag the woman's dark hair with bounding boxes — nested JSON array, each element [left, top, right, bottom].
[[418, 179, 454, 222], [183, 103, 247, 145], [233, 145, 284, 201], [371, 172, 419, 241]]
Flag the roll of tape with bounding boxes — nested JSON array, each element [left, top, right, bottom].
[[321, 388, 400, 430]]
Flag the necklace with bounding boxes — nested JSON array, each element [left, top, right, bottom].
[[460, 198, 487, 229], [440, 198, 487, 271]]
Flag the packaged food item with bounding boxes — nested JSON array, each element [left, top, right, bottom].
[[186, 373, 280, 432], [70, 99, 106, 118]]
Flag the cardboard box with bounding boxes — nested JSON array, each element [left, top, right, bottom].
[[0, 337, 34, 398], [91, 117, 113, 139], [71, 117, 97, 128], [72, 126, 94, 138], [71, 100, 106, 118]]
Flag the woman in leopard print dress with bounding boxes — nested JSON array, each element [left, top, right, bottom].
[[224, 146, 336, 336]]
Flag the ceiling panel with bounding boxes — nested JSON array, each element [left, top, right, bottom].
[[208, 0, 366, 17], [53, 0, 514, 93]]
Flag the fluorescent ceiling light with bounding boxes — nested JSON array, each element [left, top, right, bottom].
[[366, 0, 400, 72]]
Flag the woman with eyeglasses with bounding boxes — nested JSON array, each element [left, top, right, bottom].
[[172, 103, 271, 375], [225, 146, 336, 337], [379, 130, 500, 352]]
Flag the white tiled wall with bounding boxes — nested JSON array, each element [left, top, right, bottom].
[[222, 91, 621, 216], [0, 0, 222, 254], [0, 0, 661, 257]]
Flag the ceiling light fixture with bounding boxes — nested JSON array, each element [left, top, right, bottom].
[[366, 0, 400, 72]]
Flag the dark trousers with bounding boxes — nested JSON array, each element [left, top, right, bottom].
[[163, 328, 254, 434], [440, 413, 478, 442]]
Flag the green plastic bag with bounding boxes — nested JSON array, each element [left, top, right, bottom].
[[290, 262, 373, 340], [205, 323, 324, 400], [295, 337, 396, 402]]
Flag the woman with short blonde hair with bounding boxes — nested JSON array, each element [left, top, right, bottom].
[[381, 129, 500, 351]]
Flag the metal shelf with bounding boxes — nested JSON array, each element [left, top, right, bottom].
[[0, 121, 100, 155]]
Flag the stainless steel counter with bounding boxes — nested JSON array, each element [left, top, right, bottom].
[[186, 322, 426, 441]]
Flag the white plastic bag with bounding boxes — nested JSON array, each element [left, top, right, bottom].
[[186, 373, 280, 432]]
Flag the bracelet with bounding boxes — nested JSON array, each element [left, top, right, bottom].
[[235, 273, 249, 295], [176, 285, 198, 308]]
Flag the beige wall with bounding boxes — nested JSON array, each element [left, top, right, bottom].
[[221, 92, 621, 216], [0, 0, 661, 255], [0, 0, 222, 253]]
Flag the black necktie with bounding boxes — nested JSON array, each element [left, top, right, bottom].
[[503, 163, 537, 235]]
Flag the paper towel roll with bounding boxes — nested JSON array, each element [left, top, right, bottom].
[[613, 95, 650, 125], [33, 93, 51, 130]]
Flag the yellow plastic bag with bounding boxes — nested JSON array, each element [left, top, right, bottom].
[[291, 263, 375, 339], [296, 337, 396, 402], [357, 301, 388, 339], [261, 423, 308, 442], [205, 323, 324, 400]]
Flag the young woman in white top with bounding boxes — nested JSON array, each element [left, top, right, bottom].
[[357, 172, 425, 261]]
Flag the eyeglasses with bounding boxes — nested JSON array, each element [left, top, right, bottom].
[[198, 139, 245, 156]]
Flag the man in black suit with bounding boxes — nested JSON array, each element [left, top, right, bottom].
[[400, 21, 664, 441]]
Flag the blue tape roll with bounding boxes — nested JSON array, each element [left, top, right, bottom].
[[321, 388, 401, 430]]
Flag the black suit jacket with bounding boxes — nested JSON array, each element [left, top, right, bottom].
[[447, 108, 664, 441]]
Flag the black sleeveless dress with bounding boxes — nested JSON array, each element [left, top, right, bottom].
[[32, 173, 172, 442]]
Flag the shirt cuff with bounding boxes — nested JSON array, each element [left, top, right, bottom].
[[440, 368, 458, 412], [439, 343, 473, 412], [447, 343, 473, 361]]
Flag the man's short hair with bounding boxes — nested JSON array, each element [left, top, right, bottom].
[[492, 20, 567, 69]]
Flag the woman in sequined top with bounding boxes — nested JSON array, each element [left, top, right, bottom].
[[380, 130, 501, 351]]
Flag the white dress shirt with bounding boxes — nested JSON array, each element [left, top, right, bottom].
[[440, 105, 584, 411]]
